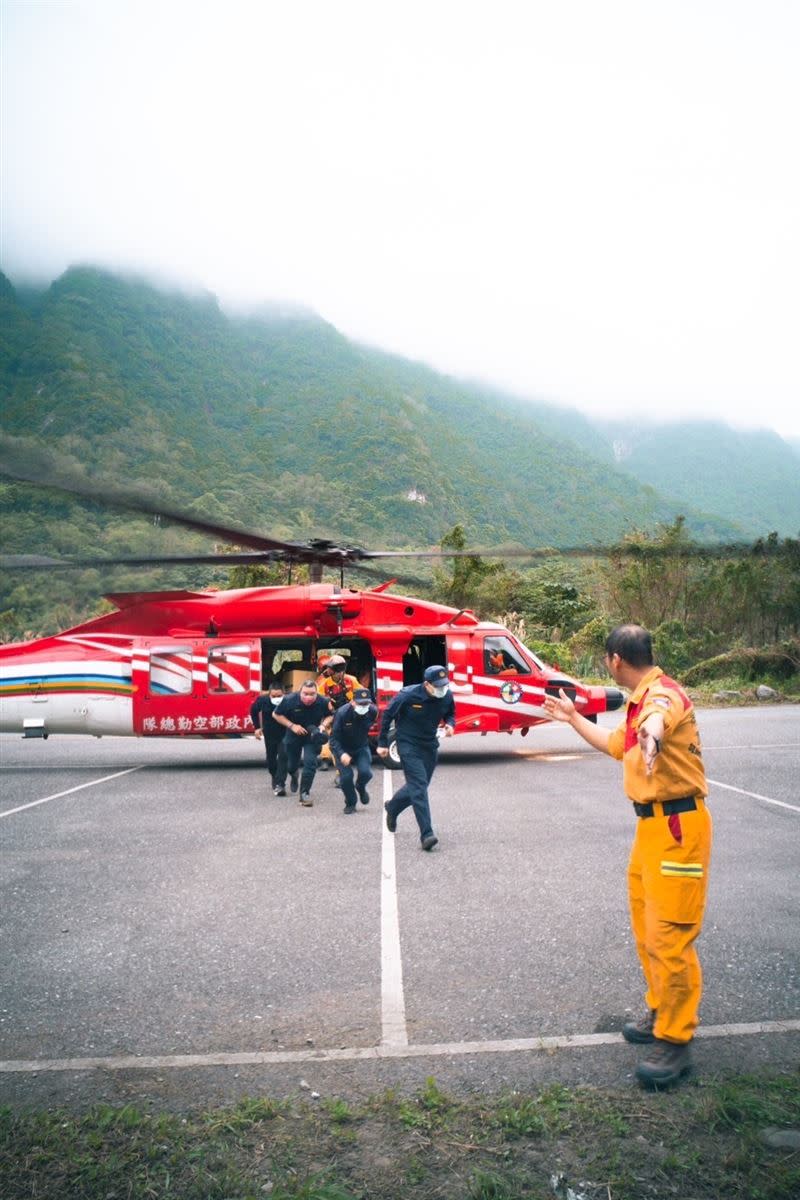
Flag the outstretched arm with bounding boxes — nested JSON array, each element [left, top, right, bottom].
[[543, 689, 612, 755]]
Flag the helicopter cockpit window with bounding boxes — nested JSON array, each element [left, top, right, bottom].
[[149, 646, 193, 696], [483, 636, 530, 676], [208, 644, 250, 693]]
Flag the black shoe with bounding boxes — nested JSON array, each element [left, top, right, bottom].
[[384, 803, 397, 833], [299, 792, 313, 807], [622, 1009, 657, 1044], [273, 785, 287, 797], [358, 789, 370, 805], [318, 758, 330, 771], [421, 834, 438, 851], [635, 1039, 692, 1089], [343, 804, 356, 814], [289, 771, 299, 794]]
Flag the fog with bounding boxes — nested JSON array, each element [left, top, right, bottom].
[[2, 0, 799, 437]]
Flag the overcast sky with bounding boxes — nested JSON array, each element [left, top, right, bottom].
[[2, 0, 799, 438]]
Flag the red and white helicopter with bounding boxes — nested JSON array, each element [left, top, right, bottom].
[[0, 454, 626, 763]]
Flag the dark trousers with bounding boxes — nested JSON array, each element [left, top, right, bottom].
[[262, 737, 286, 783], [339, 745, 373, 807], [277, 733, 319, 794], [387, 737, 438, 839]]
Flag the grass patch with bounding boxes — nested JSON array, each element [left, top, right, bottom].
[[1, 1069, 798, 1199]]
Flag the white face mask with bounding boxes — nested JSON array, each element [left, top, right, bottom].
[[270, 696, 282, 706], [353, 703, 370, 715], [431, 684, 449, 698]]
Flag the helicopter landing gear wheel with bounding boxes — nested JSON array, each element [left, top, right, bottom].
[[385, 737, 403, 769]]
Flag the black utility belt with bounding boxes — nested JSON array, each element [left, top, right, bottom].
[[633, 796, 698, 819]]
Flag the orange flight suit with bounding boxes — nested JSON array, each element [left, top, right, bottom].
[[316, 672, 360, 763], [607, 666, 712, 1045]]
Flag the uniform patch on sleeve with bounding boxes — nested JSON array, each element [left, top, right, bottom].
[[651, 696, 671, 708]]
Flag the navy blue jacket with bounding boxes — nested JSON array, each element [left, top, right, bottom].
[[250, 695, 285, 745], [273, 691, 332, 732], [330, 701, 378, 758], [378, 683, 456, 747]]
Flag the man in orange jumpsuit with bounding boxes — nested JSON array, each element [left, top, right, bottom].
[[543, 624, 712, 1088]]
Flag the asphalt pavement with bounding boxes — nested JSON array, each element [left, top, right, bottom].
[[1, 704, 798, 1111]]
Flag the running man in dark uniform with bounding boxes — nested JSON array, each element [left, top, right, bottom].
[[250, 680, 288, 794], [272, 679, 333, 807], [329, 687, 378, 814], [377, 664, 455, 850]]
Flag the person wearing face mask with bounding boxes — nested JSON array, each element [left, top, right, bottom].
[[316, 654, 361, 777], [377, 664, 456, 850], [329, 687, 378, 814], [250, 681, 288, 794]]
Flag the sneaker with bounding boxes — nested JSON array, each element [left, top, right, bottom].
[[299, 792, 313, 807], [635, 1039, 692, 1089], [273, 785, 287, 797], [358, 788, 370, 806], [384, 803, 397, 833], [622, 1008, 657, 1044], [289, 771, 299, 794], [421, 834, 438, 851], [343, 804, 356, 814]]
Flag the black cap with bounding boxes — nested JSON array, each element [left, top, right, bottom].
[[424, 665, 449, 686]]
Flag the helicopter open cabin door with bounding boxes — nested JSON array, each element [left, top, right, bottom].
[[132, 639, 260, 736]]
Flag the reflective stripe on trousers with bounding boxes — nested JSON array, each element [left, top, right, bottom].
[[627, 800, 712, 1043]]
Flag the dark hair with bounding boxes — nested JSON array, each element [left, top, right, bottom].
[[605, 624, 653, 668]]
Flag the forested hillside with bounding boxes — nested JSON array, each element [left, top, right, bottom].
[[0, 265, 796, 638], [595, 419, 800, 538]]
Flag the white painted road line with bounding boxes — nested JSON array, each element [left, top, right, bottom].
[[380, 768, 407, 1047], [2, 1020, 798, 1075], [0, 767, 143, 819], [708, 778, 800, 814]]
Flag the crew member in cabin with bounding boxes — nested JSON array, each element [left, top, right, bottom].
[[271, 679, 334, 807], [543, 624, 712, 1089], [329, 687, 378, 814], [250, 680, 288, 794], [377, 664, 456, 851]]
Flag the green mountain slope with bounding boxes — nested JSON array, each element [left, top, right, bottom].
[[2, 265, 743, 557], [595, 420, 800, 538]]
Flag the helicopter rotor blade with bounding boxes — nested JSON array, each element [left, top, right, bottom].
[[357, 543, 763, 560], [1, 436, 781, 568], [0, 437, 365, 564], [0, 551, 290, 571], [0, 551, 433, 590]]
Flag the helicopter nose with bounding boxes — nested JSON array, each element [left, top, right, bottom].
[[604, 687, 625, 711]]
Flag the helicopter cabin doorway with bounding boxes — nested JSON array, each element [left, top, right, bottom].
[[402, 635, 448, 685], [259, 637, 375, 693]]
